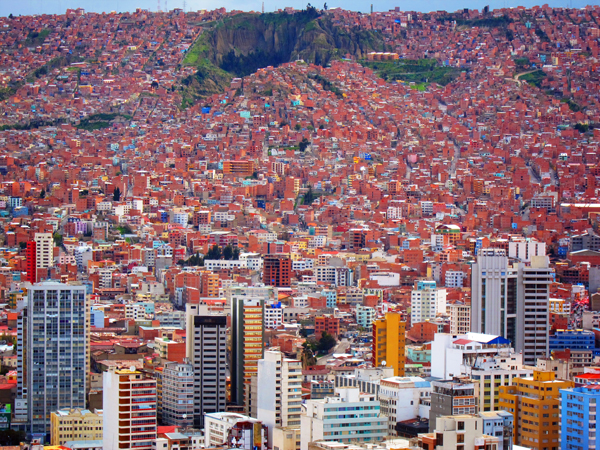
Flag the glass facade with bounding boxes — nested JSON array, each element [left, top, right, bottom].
[[26, 283, 87, 437]]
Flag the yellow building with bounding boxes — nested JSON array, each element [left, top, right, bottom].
[[498, 370, 573, 450], [372, 312, 406, 376], [50, 408, 103, 445]]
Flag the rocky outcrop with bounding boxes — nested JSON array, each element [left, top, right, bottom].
[[179, 10, 386, 104]]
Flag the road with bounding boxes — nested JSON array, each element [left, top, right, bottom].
[[316, 338, 350, 365]]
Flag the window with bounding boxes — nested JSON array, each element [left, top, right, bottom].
[[458, 421, 464, 431]]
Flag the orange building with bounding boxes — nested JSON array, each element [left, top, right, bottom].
[[498, 370, 573, 450], [372, 312, 405, 376]]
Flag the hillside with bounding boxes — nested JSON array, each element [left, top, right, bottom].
[[179, 8, 387, 106]]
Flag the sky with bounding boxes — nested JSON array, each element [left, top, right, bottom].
[[0, 0, 597, 19]]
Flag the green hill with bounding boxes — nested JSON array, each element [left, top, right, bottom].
[[179, 8, 387, 106]]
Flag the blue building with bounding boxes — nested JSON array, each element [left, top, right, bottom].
[[560, 385, 600, 450], [549, 329, 595, 351]]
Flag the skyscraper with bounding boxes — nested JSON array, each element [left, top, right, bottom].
[[103, 368, 157, 450], [231, 297, 265, 409], [161, 361, 194, 428], [256, 350, 302, 447], [18, 281, 88, 438], [471, 249, 554, 365], [372, 312, 406, 376], [185, 303, 226, 428]]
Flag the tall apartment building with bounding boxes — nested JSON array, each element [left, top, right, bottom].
[[263, 254, 291, 287], [300, 388, 387, 450], [429, 378, 477, 432], [410, 280, 446, 325], [186, 303, 227, 427], [17, 281, 88, 437], [498, 370, 573, 450], [161, 361, 194, 428], [50, 409, 103, 446], [372, 312, 406, 376], [103, 368, 157, 450], [448, 302, 470, 335], [257, 350, 302, 447], [471, 249, 554, 365], [34, 232, 54, 272], [231, 297, 265, 409], [25, 241, 36, 283], [560, 385, 600, 450]]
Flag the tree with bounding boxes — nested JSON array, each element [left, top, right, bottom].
[[40, 188, 45, 199], [223, 244, 234, 261], [299, 138, 310, 152], [113, 186, 121, 202], [0, 429, 25, 446], [303, 186, 315, 205], [317, 331, 336, 353], [18, 242, 27, 250], [295, 123, 302, 131], [53, 233, 63, 246], [205, 244, 222, 260], [301, 341, 317, 369], [232, 246, 240, 260]]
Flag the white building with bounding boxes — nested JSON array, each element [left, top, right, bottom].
[[444, 270, 465, 288], [125, 303, 145, 320], [204, 412, 257, 448], [204, 259, 248, 271], [300, 388, 387, 450], [264, 303, 284, 329], [378, 377, 431, 436], [369, 272, 400, 287], [34, 232, 54, 270], [508, 238, 546, 262], [293, 259, 315, 271], [315, 266, 353, 286], [257, 350, 303, 447], [225, 284, 274, 310], [240, 253, 263, 271], [410, 281, 446, 324], [431, 333, 534, 411]]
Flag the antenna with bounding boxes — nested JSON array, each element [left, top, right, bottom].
[[157, 0, 160, 11], [262, 1, 264, 13], [183, 0, 186, 12]]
